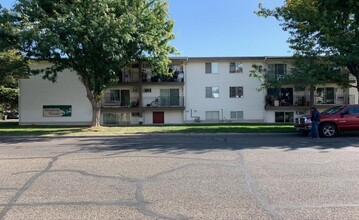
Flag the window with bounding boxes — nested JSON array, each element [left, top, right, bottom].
[[206, 111, 219, 121], [343, 106, 359, 114], [230, 111, 244, 119], [206, 87, 219, 98], [275, 112, 294, 123], [104, 89, 130, 106], [316, 87, 335, 104], [160, 89, 180, 106], [131, 112, 140, 117], [267, 88, 293, 106], [143, 88, 152, 93], [205, 62, 219, 74], [229, 62, 243, 73], [267, 64, 287, 81], [103, 113, 130, 125], [229, 87, 243, 98]]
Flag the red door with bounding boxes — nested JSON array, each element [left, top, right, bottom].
[[153, 112, 164, 124]]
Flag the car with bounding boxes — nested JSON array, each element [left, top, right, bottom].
[[2, 111, 19, 119], [294, 104, 359, 137]]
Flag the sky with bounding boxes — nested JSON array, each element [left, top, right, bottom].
[[0, 0, 292, 57]]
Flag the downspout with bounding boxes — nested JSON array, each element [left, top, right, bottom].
[[18, 79, 22, 125], [183, 59, 188, 122], [139, 61, 144, 125], [263, 57, 268, 123]]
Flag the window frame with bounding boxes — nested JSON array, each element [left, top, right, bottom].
[[229, 62, 243, 73], [230, 111, 244, 120], [267, 64, 287, 81], [205, 111, 220, 121], [205, 86, 220, 98], [316, 87, 335, 104], [205, 62, 219, 74], [275, 111, 294, 123], [229, 86, 244, 98]]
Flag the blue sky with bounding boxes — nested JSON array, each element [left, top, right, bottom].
[[0, 0, 291, 57]]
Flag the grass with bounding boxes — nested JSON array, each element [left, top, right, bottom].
[[0, 121, 295, 136]]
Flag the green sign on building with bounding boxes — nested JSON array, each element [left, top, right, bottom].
[[43, 105, 72, 117]]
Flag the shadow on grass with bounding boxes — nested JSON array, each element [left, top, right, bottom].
[[0, 122, 89, 136], [0, 122, 295, 136]]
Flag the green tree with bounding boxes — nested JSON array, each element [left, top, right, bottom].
[[0, 49, 29, 112], [10, 0, 177, 126], [257, 0, 359, 102], [0, 5, 29, 112], [288, 54, 350, 106], [250, 54, 350, 107]]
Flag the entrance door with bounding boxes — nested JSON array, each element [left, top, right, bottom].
[[120, 90, 130, 106], [153, 112, 164, 124]]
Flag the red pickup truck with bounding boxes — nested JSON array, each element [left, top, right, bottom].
[[294, 104, 359, 137]]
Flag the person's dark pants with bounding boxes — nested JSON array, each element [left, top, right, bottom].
[[308, 121, 320, 139]]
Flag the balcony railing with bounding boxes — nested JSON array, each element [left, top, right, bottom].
[[118, 72, 184, 83], [266, 95, 350, 107], [102, 95, 140, 108], [143, 96, 184, 108], [101, 95, 185, 108]]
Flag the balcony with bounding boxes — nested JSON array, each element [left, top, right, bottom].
[[265, 95, 351, 110], [142, 96, 185, 110], [101, 94, 140, 110], [117, 71, 184, 85]]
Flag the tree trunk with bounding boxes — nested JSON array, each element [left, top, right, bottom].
[[91, 104, 101, 127], [309, 84, 315, 107], [347, 63, 359, 104], [81, 76, 101, 127]]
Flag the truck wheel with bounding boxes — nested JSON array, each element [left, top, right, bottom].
[[320, 123, 337, 137]]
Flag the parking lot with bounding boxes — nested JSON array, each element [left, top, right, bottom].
[[1, 134, 359, 219]]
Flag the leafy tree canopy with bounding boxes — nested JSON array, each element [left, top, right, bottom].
[[0, 49, 30, 111], [257, 0, 359, 92], [0, 5, 30, 111], [9, 0, 177, 126]]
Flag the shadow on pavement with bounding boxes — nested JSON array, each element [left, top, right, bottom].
[[74, 133, 359, 155]]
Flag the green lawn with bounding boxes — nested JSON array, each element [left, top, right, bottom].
[[0, 122, 295, 136]]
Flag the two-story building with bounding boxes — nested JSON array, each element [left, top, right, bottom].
[[18, 56, 358, 125]]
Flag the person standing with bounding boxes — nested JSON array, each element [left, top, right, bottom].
[[308, 107, 321, 139]]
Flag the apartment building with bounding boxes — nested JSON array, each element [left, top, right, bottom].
[[18, 57, 358, 125], [19, 59, 186, 125]]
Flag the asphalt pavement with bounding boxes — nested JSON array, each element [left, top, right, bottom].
[[0, 134, 359, 219]]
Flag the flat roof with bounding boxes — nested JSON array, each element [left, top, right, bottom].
[[184, 56, 293, 61]]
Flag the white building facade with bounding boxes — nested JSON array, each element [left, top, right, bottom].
[[184, 57, 267, 123], [19, 62, 93, 125], [19, 57, 358, 125]]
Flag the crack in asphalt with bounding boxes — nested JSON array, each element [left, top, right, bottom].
[[1, 135, 313, 220], [194, 136, 282, 220], [0, 149, 83, 219], [237, 151, 281, 220], [0, 147, 206, 219]]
